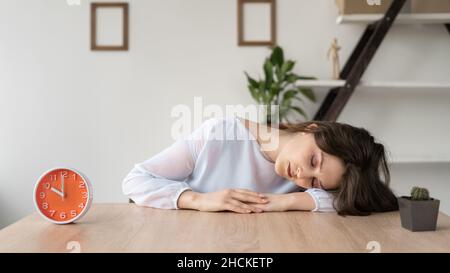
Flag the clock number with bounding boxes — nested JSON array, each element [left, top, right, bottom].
[[70, 210, 77, 217], [44, 183, 51, 190], [61, 171, 68, 178], [49, 210, 56, 217], [82, 192, 88, 199], [39, 192, 45, 199], [79, 181, 86, 189], [50, 174, 57, 181], [72, 173, 77, 180], [60, 212, 66, 219], [42, 203, 49, 210], [78, 203, 85, 209]]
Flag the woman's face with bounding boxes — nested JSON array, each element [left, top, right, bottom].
[[274, 131, 345, 191]]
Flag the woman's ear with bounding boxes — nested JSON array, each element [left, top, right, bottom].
[[306, 123, 318, 129]]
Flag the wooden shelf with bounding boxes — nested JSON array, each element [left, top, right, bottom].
[[337, 13, 450, 24], [297, 80, 450, 89]]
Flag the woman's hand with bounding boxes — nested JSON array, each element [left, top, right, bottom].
[[246, 193, 294, 212], [178, 189, 269, 214]]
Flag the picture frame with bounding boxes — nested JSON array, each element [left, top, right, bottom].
[[91, 2, 129, 51], [237, 0, 277, 47]]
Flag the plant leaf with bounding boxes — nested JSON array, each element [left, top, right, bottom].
[[296, 75, 316, 80], [269, 84, 280, 101], [297, 87, 316, 102], [281, 96, 293, 108], [281, 61, 295, 75], [258, 81, 269, 104], [275, 65, 283, 82], [287, 74, 317, 84], [245, 72, 259, 89], [270, 46, 284, 67], [248, 85, 260, 103], [293, 94, 304, 103], [286, 74, 299, 83], [282, 90, 299, 101], [263, 58, 273, 88], [291, 106, 308, 120]]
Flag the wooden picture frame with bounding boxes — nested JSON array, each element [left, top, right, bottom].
[[91, 2, 129, 51], [237, 0, 277, 47]]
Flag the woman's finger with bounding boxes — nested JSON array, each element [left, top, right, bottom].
[[225, 203, 251, 214], [247, 203, 267, 211], [231, 191, 268, 204], [229, 199, 263, 213], [234, 188, 266, 198]]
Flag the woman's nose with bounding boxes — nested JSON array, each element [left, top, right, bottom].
[[295, 166, 312, 179], [295, 167, 305, 178]]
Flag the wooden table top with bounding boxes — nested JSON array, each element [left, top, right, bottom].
[[1, 204, 449, 253]]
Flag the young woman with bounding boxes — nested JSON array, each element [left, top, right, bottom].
[[122, 116, 399, 216]]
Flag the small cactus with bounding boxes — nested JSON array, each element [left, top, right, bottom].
[[410, 186, 430, 201]]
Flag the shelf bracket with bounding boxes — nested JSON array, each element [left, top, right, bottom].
[[446, 24, 450, 35], [314, 0, 407, 121]]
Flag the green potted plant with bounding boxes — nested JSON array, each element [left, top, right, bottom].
[[245, 46, 316, 125], [398, 187, 440, 232]]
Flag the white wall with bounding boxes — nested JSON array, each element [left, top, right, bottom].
[[1, 0, 449, 228]]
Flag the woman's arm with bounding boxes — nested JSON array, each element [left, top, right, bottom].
[[248, 189, 335, 212], [178, 189, 269, 214], [247, 192, 315, 212]]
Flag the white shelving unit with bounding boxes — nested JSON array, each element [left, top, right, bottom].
[[296, 80, 450, 90], [391, 158, 450, 164], [337, 13, 450, 24], [359, 81, 450, 89], [305, 11, 450, 164], [296, 81, 450, 164]]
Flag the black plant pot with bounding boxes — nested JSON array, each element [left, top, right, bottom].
[[398, 197, 440, 232]]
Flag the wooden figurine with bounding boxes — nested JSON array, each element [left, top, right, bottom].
[[327, 38, 341, 80]]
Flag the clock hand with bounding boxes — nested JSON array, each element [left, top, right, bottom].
[[51, 187, 64, 198], [61, 173, 65, 200]]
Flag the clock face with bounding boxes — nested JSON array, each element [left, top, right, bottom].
[[34, 167, 93, 224]]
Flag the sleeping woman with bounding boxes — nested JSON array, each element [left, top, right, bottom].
[[122, 116, 399, 216]]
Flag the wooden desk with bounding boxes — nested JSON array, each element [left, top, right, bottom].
[[1, 204, 449, 253]]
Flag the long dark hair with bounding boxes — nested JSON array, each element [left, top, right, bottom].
[[283, 121, 399, 216]]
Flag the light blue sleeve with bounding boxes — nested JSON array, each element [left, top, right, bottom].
[[305, 188, 335, 212], [122, 118, 220, 209]]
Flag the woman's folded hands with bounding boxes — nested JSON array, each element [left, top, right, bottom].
[[178, 189, 315, 213], [245, 193, 294, 212], [178, 188, 269, 213]]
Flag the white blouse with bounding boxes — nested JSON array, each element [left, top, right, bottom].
[[122, 117, 335, 212]]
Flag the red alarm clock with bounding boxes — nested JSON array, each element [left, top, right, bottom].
[[33, 167, 93, 224]]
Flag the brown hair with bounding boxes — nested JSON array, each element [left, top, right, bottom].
[[283, 121, 399, 216]]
